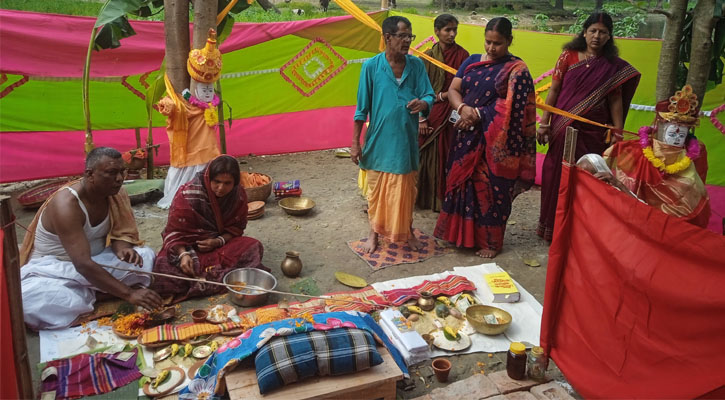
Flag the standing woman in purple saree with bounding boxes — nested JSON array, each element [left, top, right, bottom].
[[536, 12, 640, 241]]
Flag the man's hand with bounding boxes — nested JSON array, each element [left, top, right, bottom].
[[407, 99, 428, 114], [116, 247, 142, 266], [351, 143, 362, 165], [127, 287, 162, 311], [196, 238, 218, 253]]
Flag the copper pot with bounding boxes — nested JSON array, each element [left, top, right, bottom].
[[280, 251, 303, 278], [417, 291, 435, 311]]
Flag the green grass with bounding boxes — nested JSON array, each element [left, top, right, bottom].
[[0, 0, 102, 16]]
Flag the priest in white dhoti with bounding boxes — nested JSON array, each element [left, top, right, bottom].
[[19, 147, 162, 330]]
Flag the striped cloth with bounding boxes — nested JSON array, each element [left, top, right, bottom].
[[139, 320, 251, 345], [41, 351, 141, 399], [255, 328, 383, 394], [380, 274, 476, 305]]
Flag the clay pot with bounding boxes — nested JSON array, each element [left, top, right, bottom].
[[280, 251, 303, 278], [191, 309, 208, 324], [417, 291, 435, 311], [432, 358, 452, 383]]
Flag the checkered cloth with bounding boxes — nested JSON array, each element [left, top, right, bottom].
[[254, 328, 383, 394]]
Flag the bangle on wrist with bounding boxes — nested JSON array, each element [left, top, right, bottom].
[[178, 251, 191, 259], [217, 235, 226, 247], [473, 107, 481, 119], [419, 118, 427, 123], [437, 92, 443, 102], [539, 123, 550, 128], [456, 103, 466, 114]]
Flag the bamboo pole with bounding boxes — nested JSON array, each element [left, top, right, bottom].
[[0, 196, 33, 399], [563, 126, 578, 164], [146, 123, 155, 180], [216, 80, 227, 154]]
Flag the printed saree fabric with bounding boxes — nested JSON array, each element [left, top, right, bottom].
[[178, 311, 409, 399], [417, 42, 470, 211], [538, 51, 641, 240], [151, 165, 267, 302], [434, 54, 536, 252], [603, 139, 711, 227]]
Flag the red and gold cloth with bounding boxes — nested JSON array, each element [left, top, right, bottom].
[[604, 139, 711, 227]]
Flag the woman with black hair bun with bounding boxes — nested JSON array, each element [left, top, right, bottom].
[[536, 12, 641, 241]]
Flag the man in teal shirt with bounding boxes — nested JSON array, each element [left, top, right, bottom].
[[351, 16, 435, 254]]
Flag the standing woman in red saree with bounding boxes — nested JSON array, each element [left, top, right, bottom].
[[151, 155, 268, 302], [536, 12, 640, 241], [417, 14, 469, 211], [434, 18, 537, 258]]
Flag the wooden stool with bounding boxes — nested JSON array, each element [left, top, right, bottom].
[[224, 347, 403, 400]]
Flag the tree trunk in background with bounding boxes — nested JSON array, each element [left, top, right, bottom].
[[686, 0, 718, 103], [164, 0, 190, 94], [257, 0, 282, 13], [655, 0, 665, 9], [655, 0, 687, 101], [554, 0, 564, 10], [595, 0, 604, 10], [190, 0, 218, 95]]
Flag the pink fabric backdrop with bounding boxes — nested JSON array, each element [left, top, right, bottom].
[[0, 9, 373, 78], [0, 106, 355, 182]]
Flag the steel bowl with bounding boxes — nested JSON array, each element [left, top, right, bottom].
[[223, 268, 277, 307], [465, 305, 512, 335], [278, 196, 315, 216]]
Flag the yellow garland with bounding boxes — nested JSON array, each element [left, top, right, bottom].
[[204, 107, 218, 127], [642, 146, 692, 175]]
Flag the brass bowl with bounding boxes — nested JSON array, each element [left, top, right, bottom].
[[465, 305, 512, 335], [278, 196, 315, 216]]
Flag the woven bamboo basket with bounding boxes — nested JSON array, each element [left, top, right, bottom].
[[17, 180, 70, 209], [243, 174, 272, 202]]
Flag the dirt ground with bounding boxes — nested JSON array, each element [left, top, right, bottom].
[[5, 149, 572, 398]]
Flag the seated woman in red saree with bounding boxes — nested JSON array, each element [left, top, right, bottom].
[[417, 14, 469, 211], [434, 18, 536, 258], [151, 155, 268, 302], [536, 12, 640, 241]]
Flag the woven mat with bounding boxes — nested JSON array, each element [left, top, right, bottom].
[[347, 229, 453, 271], [71, 299, 125, 327]]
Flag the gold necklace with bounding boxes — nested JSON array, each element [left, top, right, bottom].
[[584, 52, 596, 68]]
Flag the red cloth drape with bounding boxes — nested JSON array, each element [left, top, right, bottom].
[[541, 164, 725, 399], [0, 230, 20, 399]]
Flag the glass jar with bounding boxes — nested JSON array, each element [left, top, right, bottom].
[[506, 342, 527, 380], [527, 345, 548, 381]]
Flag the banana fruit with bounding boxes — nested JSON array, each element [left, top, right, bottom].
[[443, 326, 460, 341], [153, 369, 169, 389], [184, 343, 193, 358], [407, 305, 424, 315], [170, 343, 179, 357], [459, 294, 476, 304], [436, 296, 452, 307]]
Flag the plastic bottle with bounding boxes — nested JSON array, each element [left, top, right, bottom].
[[527, 346, 548, 381], [506, 342, 527, 380]]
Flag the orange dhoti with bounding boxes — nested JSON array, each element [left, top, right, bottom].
[[366, 170, 417, 243]]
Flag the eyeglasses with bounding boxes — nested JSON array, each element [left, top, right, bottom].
[[389, 33, 416, 41]]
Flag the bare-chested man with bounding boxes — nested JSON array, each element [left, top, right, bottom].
[[20, 147, 161, 330]]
